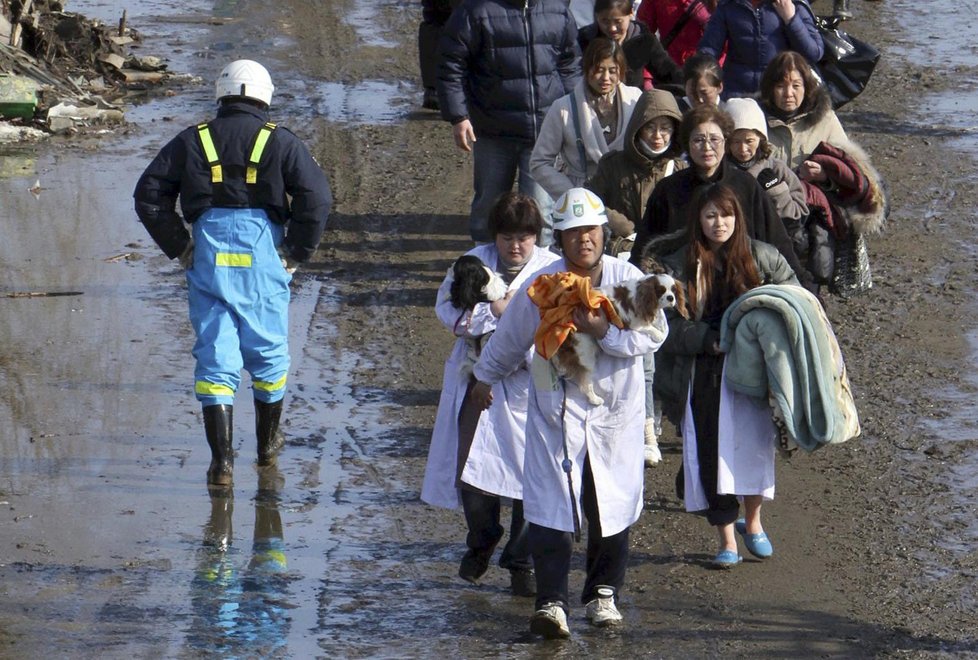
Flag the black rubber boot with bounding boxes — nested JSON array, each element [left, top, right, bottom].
[[255, 399, 286, 466], [203, 404, 234, 487]]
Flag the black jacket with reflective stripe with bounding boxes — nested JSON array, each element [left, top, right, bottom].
[[133, 101, 332, 262]]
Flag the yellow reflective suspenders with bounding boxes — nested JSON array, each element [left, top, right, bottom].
[[195, 121, 277, 185], [247, 122, 277, 183], [196, 123, 222, 183]]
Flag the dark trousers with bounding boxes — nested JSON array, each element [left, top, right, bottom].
[[457, 379, 531, 572], [460, 489, 532, 571], [528, 456, 630, 611], [691, 353, 741, 527]]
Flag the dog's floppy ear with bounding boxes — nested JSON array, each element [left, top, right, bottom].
[[672, 280, 690, 319], [481, 266, 509, 302]]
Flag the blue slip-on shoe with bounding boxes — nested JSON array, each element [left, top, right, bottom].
[[712, 549, 742, 568], [735, 518, 747, 535], [737, 526, 774, 559]]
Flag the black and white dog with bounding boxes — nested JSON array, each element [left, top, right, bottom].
[[445, 255, 508, 378]]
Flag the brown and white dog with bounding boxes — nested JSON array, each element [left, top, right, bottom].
[[553, 272, 686, 406], [445, 255, 509, 378]]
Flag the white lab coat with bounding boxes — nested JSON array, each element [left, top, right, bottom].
[[529, 80, 643, 200], [474, 257, 661, 536], [421, 244, 560, 509], [681, 363, 777, 513]]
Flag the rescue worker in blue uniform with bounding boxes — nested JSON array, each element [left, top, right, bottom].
[[134, 60, 332, 488]]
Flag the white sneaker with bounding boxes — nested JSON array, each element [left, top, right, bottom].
[[644, 441, 662, 466], [585, 587, 623, 627], [644, 419, 661, 466], [529, 602, 570, 639]]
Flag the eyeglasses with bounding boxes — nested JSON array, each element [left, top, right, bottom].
[[690, 135, 725, 150]]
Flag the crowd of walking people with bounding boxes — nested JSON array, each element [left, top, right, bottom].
[[131, 0, 876, 645], [420, 0, 876, 641]]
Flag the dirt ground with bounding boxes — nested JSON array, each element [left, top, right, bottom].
[[2, 0, 977, 656]]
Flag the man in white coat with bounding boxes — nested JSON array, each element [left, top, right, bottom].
[[470, 188, 664, 639]]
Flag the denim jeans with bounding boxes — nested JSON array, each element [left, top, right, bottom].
[[470, 136, 553, 247]]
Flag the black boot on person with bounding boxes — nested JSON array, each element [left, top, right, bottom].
[[203, 404, 234, 487], [255, 399, 286, 466]]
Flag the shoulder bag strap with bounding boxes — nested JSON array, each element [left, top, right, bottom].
[[568, 90, 588, 176], [659, 0, 703, 50]]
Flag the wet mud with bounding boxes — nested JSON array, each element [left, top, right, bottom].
[[1, 0, 977, 657]]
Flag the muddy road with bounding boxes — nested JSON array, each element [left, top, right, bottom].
[[1, 0, 977, 657]]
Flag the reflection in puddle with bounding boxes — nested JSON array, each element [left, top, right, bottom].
[[186, 469, 294, 656]]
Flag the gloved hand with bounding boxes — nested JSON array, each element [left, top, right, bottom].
[[756, 168, 781, 192], [277, 246, 299, 275], [178, 239, 194, 270]]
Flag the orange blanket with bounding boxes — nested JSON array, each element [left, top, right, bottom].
[[527, 272, 624, 359]]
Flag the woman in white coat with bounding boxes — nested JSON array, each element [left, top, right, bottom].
[[470, 188, 663, 639], [530, 37, 642, 201], [421, 192, 560, 596]]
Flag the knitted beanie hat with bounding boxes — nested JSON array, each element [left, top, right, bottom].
[[725, 97, 768, 139]]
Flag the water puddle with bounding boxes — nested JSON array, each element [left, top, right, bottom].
[[69, 0, 412, 126], [346, 0, 398, 48], [887, 0, 978, 152], [302, 80, 408, 124]]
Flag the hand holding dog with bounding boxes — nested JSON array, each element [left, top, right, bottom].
[[573, 306, 609, 339], [470, 381, 494, 409]]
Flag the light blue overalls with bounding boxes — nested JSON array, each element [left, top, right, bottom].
[[187, 123, 291, 408]]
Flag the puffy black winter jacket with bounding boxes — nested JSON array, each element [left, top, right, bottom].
[[437, 0, 581, 142], [133, 101, 332, 262]]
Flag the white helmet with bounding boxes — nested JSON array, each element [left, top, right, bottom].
[[215, 59, 274, 106], [552, 187, 608, 231]]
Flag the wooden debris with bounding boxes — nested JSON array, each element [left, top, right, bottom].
[[1, 290, 83, 298]]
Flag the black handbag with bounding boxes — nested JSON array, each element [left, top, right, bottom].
[[815, 16, 881, 109], [795, 2, 881, 108]]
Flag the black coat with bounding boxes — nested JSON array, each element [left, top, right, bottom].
[[577, 21, 682, 91], [133, 101, 332, 262], [437, 0, 581, 142], [632, 157, 813, 288]]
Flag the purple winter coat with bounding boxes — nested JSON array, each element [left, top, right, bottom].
[[698, 0, 823, 100]]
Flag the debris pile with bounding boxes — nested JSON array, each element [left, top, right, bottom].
[[0, 0, 177, 136]]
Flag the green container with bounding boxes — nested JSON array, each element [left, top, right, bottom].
[[0, 74, 39, 120]]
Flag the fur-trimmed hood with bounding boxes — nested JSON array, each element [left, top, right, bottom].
[[763, 85, 888, 235]]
